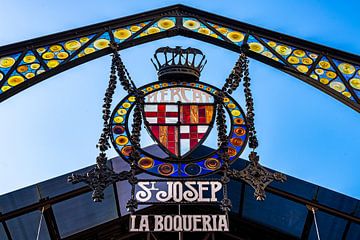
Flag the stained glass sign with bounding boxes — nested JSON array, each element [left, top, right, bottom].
[[144, 87, 215, 158]]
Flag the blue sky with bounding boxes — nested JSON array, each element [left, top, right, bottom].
[[0, 0, 359, 199]]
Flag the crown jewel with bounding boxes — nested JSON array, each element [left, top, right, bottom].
[[151, 46, 207, 81]]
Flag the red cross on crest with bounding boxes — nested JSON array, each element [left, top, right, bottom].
[[143, 87, 215, 158]]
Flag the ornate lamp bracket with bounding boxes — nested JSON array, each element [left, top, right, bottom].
[[228, 152, 287, 200]]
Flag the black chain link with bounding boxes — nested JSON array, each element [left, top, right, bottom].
[[241, 53, 258, 151], [109, 46, 145, 213], [222, 55, 244, 95]]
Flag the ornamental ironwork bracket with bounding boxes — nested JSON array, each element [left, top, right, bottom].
[[68, 156, 131, 202], [228, 152, 287, 200]]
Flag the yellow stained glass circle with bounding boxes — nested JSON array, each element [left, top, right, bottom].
[[342, 92, 351, 98], [57, 52, 69, 59], [37, 70, 45, 74], [47, 60, 59, 68], [309, 53, 318, 59], [315, 68, 324, 75], [162, 83, 169, 87], [275, 45, 291, 55], [227, 103, 236, 109], [183, 19, 200, 30], [319, 60, 331, 69], [198, 28, 211, 35], [267, 41, 277, 47], [288, 56, 300, 64], [349, 78, 360, 90], [302, 58, 313, 65], [0, 73, 3, 81], [330, 81, 346, 92], [30, 63, 40, 70], [227, 31, 244, 42], [23, 55, 36, 63], [231, 110, 241, 116], [154, 84, 160, 89], [8, 75, 24, 86], [0, 57, 15, 68], [37, 48, 46, 54], [1, 85, 10, 92], [42, 52, 54, 60], [130, 25, 141, 32], [297, 65, 309, 73], [94, 39, 110, 50], [217, 27, 228, 35], [326, 71, 337, 79], [310, 74, 318, 80], [210, 33, 218, 38], [249, 42, 264, 53], [50, 45, 62, 52], [116, 136, 128, 146], [84, 47, 95, 54], [65, 40, 81, 51], [122, 102, 131, 108], [338, 63, 355, 75], [139, 32, 147, 37], [25, 72, 35, 79], [78, 53, 85, 58], [114, 116, 124, 123], [223, 97, 230, 103], [272, 57, 279, 61], [114, 29, 132, 40], [262, 51, 273, 58], [293, 49, 305, 57], [17, 65, 28, 73], [320, 78, 329, 84], [80, 37, 89, 43], [158, 18, 175, 30], [147, 27, 161, 34], [117, 109, 127, 115], [128, 96, 136, 102]]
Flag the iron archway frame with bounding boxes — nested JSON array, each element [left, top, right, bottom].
[[0, 4, 360, 112]]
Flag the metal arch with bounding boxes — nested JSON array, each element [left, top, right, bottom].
[[1, 5, 360, 113]]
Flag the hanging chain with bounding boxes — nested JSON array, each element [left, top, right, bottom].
[[241, 53, 258, 152], [216, 92, 231, 213], [223, 48, 286, 201], [111, 45, 145, 212], [222, 55, 244, 94], [68, 46, 143, 203]]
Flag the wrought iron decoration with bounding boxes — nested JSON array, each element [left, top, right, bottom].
[[68, 44, 286, 210]]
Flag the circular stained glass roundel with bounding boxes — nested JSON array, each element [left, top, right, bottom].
[[110, 81, 248, 178]]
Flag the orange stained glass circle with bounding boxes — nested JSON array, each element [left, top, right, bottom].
[[138, 157, 154, 169], [121, 146, 134, 157], [228, 147, 237, 157], [205, 158, 221, 170], [158, 163, 174, 176], [230, 138, 243, 146], [234, 127, 246, 136], [234, 118, 244, 124]]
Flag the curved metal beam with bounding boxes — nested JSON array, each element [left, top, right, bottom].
[[1, 4, 360, 112]]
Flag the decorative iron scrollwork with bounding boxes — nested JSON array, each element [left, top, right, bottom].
[[227, 151, 287, 200]]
